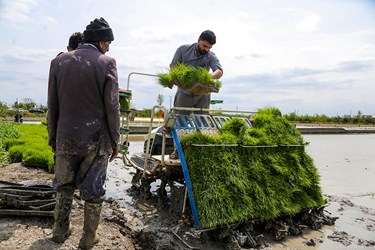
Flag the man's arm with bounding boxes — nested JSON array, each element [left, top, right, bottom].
[[103, 58, 120, 161], [211, 69, 223, 79], [209, 51, 223, 79], [47, 58, 58, 152]]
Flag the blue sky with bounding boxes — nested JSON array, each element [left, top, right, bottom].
[[0, 0, 374, 116]]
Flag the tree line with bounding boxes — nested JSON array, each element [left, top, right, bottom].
[[0, 98, 374, 125]]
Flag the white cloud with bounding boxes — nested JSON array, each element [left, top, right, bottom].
[[0, 0, 38, 27], [296, 13, 320, 32], [0, 0, 374, 116]]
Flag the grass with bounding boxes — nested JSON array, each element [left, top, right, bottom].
[[180, 107, 325, 229], [3, 123, 54, 172], [0, 121, 20, 164]]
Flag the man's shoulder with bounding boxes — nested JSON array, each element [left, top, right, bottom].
[[178, 43, 195, 51], [99, 53, 116, 63]]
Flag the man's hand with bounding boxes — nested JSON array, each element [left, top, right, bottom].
[[162, 124, 171, 135], [109, 144, 120, 162]]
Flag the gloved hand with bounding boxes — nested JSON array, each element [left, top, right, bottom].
[[109, 144, 120, 162]]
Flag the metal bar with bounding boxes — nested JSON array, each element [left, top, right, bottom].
[[172, 225, 200, 249], [239, 145, 279, 148], [143, 105, 169, 176], [172, 107, 257, 114], [126, 72, 157, 89], [143, 105, 157, 177], [191, 144, 238, 147], [172, 128, 201, 230]]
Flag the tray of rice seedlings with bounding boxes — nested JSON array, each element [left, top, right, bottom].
[[180, 107, 325, 230], [157, 64, 222, 95], [4, 124, 54, 172], [119, 88, 132, 113]]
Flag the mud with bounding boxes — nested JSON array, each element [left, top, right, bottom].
[[0, 134, 374, 249]]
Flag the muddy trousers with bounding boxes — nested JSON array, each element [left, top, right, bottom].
[[51, 189, 74, 243], [79, 197, 103, 249]]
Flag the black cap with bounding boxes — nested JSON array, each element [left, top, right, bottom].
[[83, 17, 114, 42]]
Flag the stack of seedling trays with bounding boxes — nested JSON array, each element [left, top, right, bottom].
[[0, 180, 55, 217], [179, 107, 326, 230], [157, 64, 222, 95], [119, 88, 132, 154]]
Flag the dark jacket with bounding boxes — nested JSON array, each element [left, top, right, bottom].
[[47, 44, 120, 156]]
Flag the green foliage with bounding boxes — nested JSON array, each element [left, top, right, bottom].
[[13, 98, 36, 110], [0, 101, 8, 118], [119, 97, 131, 111], [5, 124, 54, 172], [157, 73, 172, 88], [284, 111, 375, 125], [157, 64, 222, 90], [0, 121, 21, 164], [180, 107, 325, 229]]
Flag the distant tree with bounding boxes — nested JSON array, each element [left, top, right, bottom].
[[21, 98, 36, 110], [284, 112, 298, 122], [0, 101, 8, 118], [157, 94, 164, 106], [37, 104, 48, 113], [12, 98, 36, 110]]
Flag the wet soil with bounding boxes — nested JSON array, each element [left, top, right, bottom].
[[1, 134, 375, 249]]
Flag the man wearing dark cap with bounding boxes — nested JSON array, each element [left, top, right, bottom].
[[170, 30, 223, 115], [47, 17, 120, 249]]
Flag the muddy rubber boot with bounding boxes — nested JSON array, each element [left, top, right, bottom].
[[78, 199, 102, 249], [51, 190, 74, 243]]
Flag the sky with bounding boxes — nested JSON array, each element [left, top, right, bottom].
[[0, 0, 374, 117]]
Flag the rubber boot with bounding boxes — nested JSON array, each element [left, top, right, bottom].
[[78, 199, 102, 249], [51, 190, 74, 243]]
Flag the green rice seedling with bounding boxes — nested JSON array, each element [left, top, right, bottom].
[[3, 138, 25, 150], [180, 107, 325, 229], [8, 144, 24, 163], [156, 64, 222, 93], [157, 73, 172, 88], [120, 97, 131, 111], [0, 121, 21, 164], [0, 121, 20, 143], [23, 147, 54, 171], [5, 123, 55, 172]]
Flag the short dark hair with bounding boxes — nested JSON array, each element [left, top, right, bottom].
[[68, 32, 83, 50], [199, 30, 216, 45]]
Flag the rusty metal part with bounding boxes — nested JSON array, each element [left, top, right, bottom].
[[172, 224, 200, 249]]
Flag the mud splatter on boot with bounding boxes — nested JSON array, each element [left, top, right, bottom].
[[79, 199, 102, 249], [51, 190, 74, 243]]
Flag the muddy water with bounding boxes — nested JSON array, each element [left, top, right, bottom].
[[304, 134, 375, 199], [105, 134, 375, 249]]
